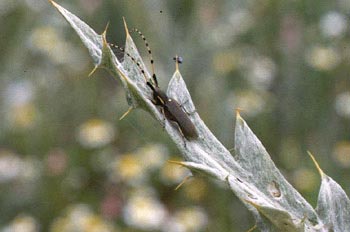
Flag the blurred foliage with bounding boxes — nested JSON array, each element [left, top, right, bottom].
[[1, 0, 350, 231]]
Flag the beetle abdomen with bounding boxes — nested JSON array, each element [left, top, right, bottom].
[[164, 98, 198, 140]]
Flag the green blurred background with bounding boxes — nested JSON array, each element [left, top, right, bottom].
[[1, 0, 350, 231]]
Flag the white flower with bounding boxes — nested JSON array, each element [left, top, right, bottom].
[[320, 11, 347, 38], [2, 215, 38, 232], [123, 194, 167, 230], [246, 57, 276, 90], [163, 207, 208, 232]]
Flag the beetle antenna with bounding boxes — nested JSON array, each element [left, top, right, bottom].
[[129, 28, 158, 87], [146, 81, 156, 91], [109, 43, 150, 84]]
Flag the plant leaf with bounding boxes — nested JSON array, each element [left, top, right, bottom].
[[49, 2, 350, 231], [245, 200, 305, 232], [234, 113, 320, 227], [49, 0, 102, 66], [309, 152, 350, 231]]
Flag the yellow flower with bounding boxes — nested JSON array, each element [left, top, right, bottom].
[[10, 103, 37, 129], [160, 158, 190, 185], [332, 141, 350, 168], [227, 90, 271, 117], [213, 50, 240, 74], [112, 154, 145, 182], [183, 178, 208, 202], [136, 144, 169, 171], [305, 46, 340, 71], [77, 119, 115, 148], [292, 168, 318, 193], [50, 204, 116, 232]]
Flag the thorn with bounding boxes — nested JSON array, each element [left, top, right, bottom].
[[167, 160, 192, 190], [246, 224, 257, 232], [102, 38, 108, 48], [168, 160, 186, 167], [243, 199, 259, 209], [307, 151, 324, 178], [116, 69, 129, 82], [103, 21, 110, 35], [174, 55, 179, 71], [119, 107, 133, 120], [88, 66, 98, 77], [175, 175, 192, 191], [48, 0, 56, 6], [235, 108, 244, 117], [122, 17, 130, 38]]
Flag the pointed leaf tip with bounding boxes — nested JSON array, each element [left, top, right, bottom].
[[122, 17, 130, 37], [101, 27, 109, 48], [174, 55, 180, 72], [235, 108, 243, 118], [103, 21, 110, 36], [308, 151, 324, 178], [246, 224, 257, 232], [50, 0, 103, 65], [173, 69, 181, 78], [244, 199, 260, 209], [49, 0, 62, 10], [168, 160, 186, 167], [88, 66, 98, 77], [119, 107, 133, 120], [174, 175, 192, 191], [235, 108, 245, 124]]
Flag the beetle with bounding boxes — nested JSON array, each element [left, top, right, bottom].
[[145, 57, 198, 140], [109, 30, 198, 140]]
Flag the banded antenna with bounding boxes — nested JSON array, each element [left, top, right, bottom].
[[109, 43, 150, 84], [129, 28, 158, 87]]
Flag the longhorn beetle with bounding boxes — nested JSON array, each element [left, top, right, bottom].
[[109, 29, 198, 140]]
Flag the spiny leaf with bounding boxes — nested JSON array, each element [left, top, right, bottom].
[[245, 200, 305, 232], [50, 2, 350, 231], [49, 0, 102, 66], [234, 112, 320, 226], [309, 152, 350, 231]]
